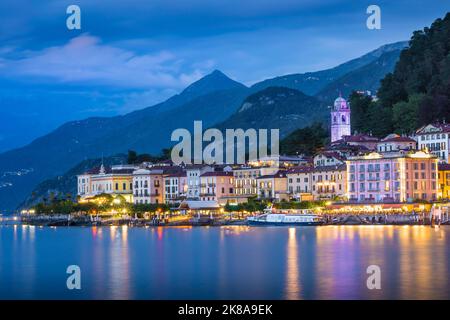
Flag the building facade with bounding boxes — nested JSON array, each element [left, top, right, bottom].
[[377, 134, 417, 153], [347, 151, 438, 203], [199, 171, 234, 204], [287, 166, 313, 201], [415, 123, 450, 163], [164, 172, 187, 204], [233, 166, 279, 197], [257, 171, 288, 201], [438, 164, 450, 200], [311, 165, 347, 200], [185, 165, 214, 200], [77, 164, 135, 203]]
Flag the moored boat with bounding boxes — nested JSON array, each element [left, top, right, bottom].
[[247, 209, 324, 226]]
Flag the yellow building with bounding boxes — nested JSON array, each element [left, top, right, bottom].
[[256, 171, 289, 201], [311, 165, 347, 201], [438, 164, 450, 199], [77, 164, 135, 203]]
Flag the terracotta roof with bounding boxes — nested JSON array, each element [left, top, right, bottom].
[[381, 136, 416, 143], [316, 151, 346, 162], [313, 164, 347, 172], [342, 134, 380, 143], [165, 171, 187, 177], [416, 123, 450, 134], [287, 166, 313, 174], [257, 171, 287, 179], [200, 171, 233, 177]]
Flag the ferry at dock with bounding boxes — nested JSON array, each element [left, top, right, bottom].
[[247, 208, 324, 226]]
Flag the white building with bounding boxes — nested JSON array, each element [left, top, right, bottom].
[[377, 134, 417, 153], [415, 123, 450, 163], [331, 95, 351, 143], [185, 165, 214, 199], [313, 152, 345, 167], [164, 172, 187, 204], [132, 168, 151, 204]]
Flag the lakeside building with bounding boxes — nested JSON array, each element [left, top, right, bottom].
[[77, 164, 136, 203], [199, 171, 234, 204], [185, 165, 214, 200], [414, 122, 450, 163], [286, 166, 313, 201], [132, 168, 151, 204], [256, 171, 289, 201], [133, 166, 185, 204], [438, 163, 450, 200], [346, 150, 438, 203], [311, 165, 347, 200], [233, 165, 279, 198], [164, 172, 188, 204]]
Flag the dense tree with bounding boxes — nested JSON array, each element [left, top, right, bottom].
[[349, 91, 372, 133], [392, 94, 423, 134], [376, 13, 450, 128], [127, 150, 138, 164], [280, 122, 328, 156]]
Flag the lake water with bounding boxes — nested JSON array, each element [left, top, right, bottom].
[[0, 225, 449, 300]]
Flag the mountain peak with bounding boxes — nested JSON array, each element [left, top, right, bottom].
[[181, 69, 247, 97]]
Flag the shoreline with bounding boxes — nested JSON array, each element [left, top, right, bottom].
[[9, 213, 447, 227]]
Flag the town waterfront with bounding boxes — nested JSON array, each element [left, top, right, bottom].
[[1, 224, 449, 300]]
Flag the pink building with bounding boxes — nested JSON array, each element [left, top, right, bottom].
[[199, 171, 234, 204], [347, 151, 438, 203]]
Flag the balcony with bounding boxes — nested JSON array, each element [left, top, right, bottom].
[[200, 193, 216, 196]]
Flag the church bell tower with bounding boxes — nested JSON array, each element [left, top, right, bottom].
[[331, 94, 351, 142]]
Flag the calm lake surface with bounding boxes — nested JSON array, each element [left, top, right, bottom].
[[0, 225, 449, 300]]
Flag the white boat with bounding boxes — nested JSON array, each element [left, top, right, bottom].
[[247, 208, 323, 226]]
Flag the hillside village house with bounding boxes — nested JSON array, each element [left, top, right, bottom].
[[377, 134, 417, 152], [313, 152, 345, 167], [346, 151, 438, 203], [415, 123, 450, 163]]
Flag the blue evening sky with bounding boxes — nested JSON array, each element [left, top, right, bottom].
[[0, 0, 448, 151]]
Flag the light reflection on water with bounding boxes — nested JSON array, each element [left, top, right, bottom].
[[0, 225, 449, 299]]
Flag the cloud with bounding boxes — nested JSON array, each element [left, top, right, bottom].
[[0, 34, 206, 90]]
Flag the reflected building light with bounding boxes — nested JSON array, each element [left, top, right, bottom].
[[121, 225, 128, 243], [286, 228, 300, 300], [110, 226, 117, 241]]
